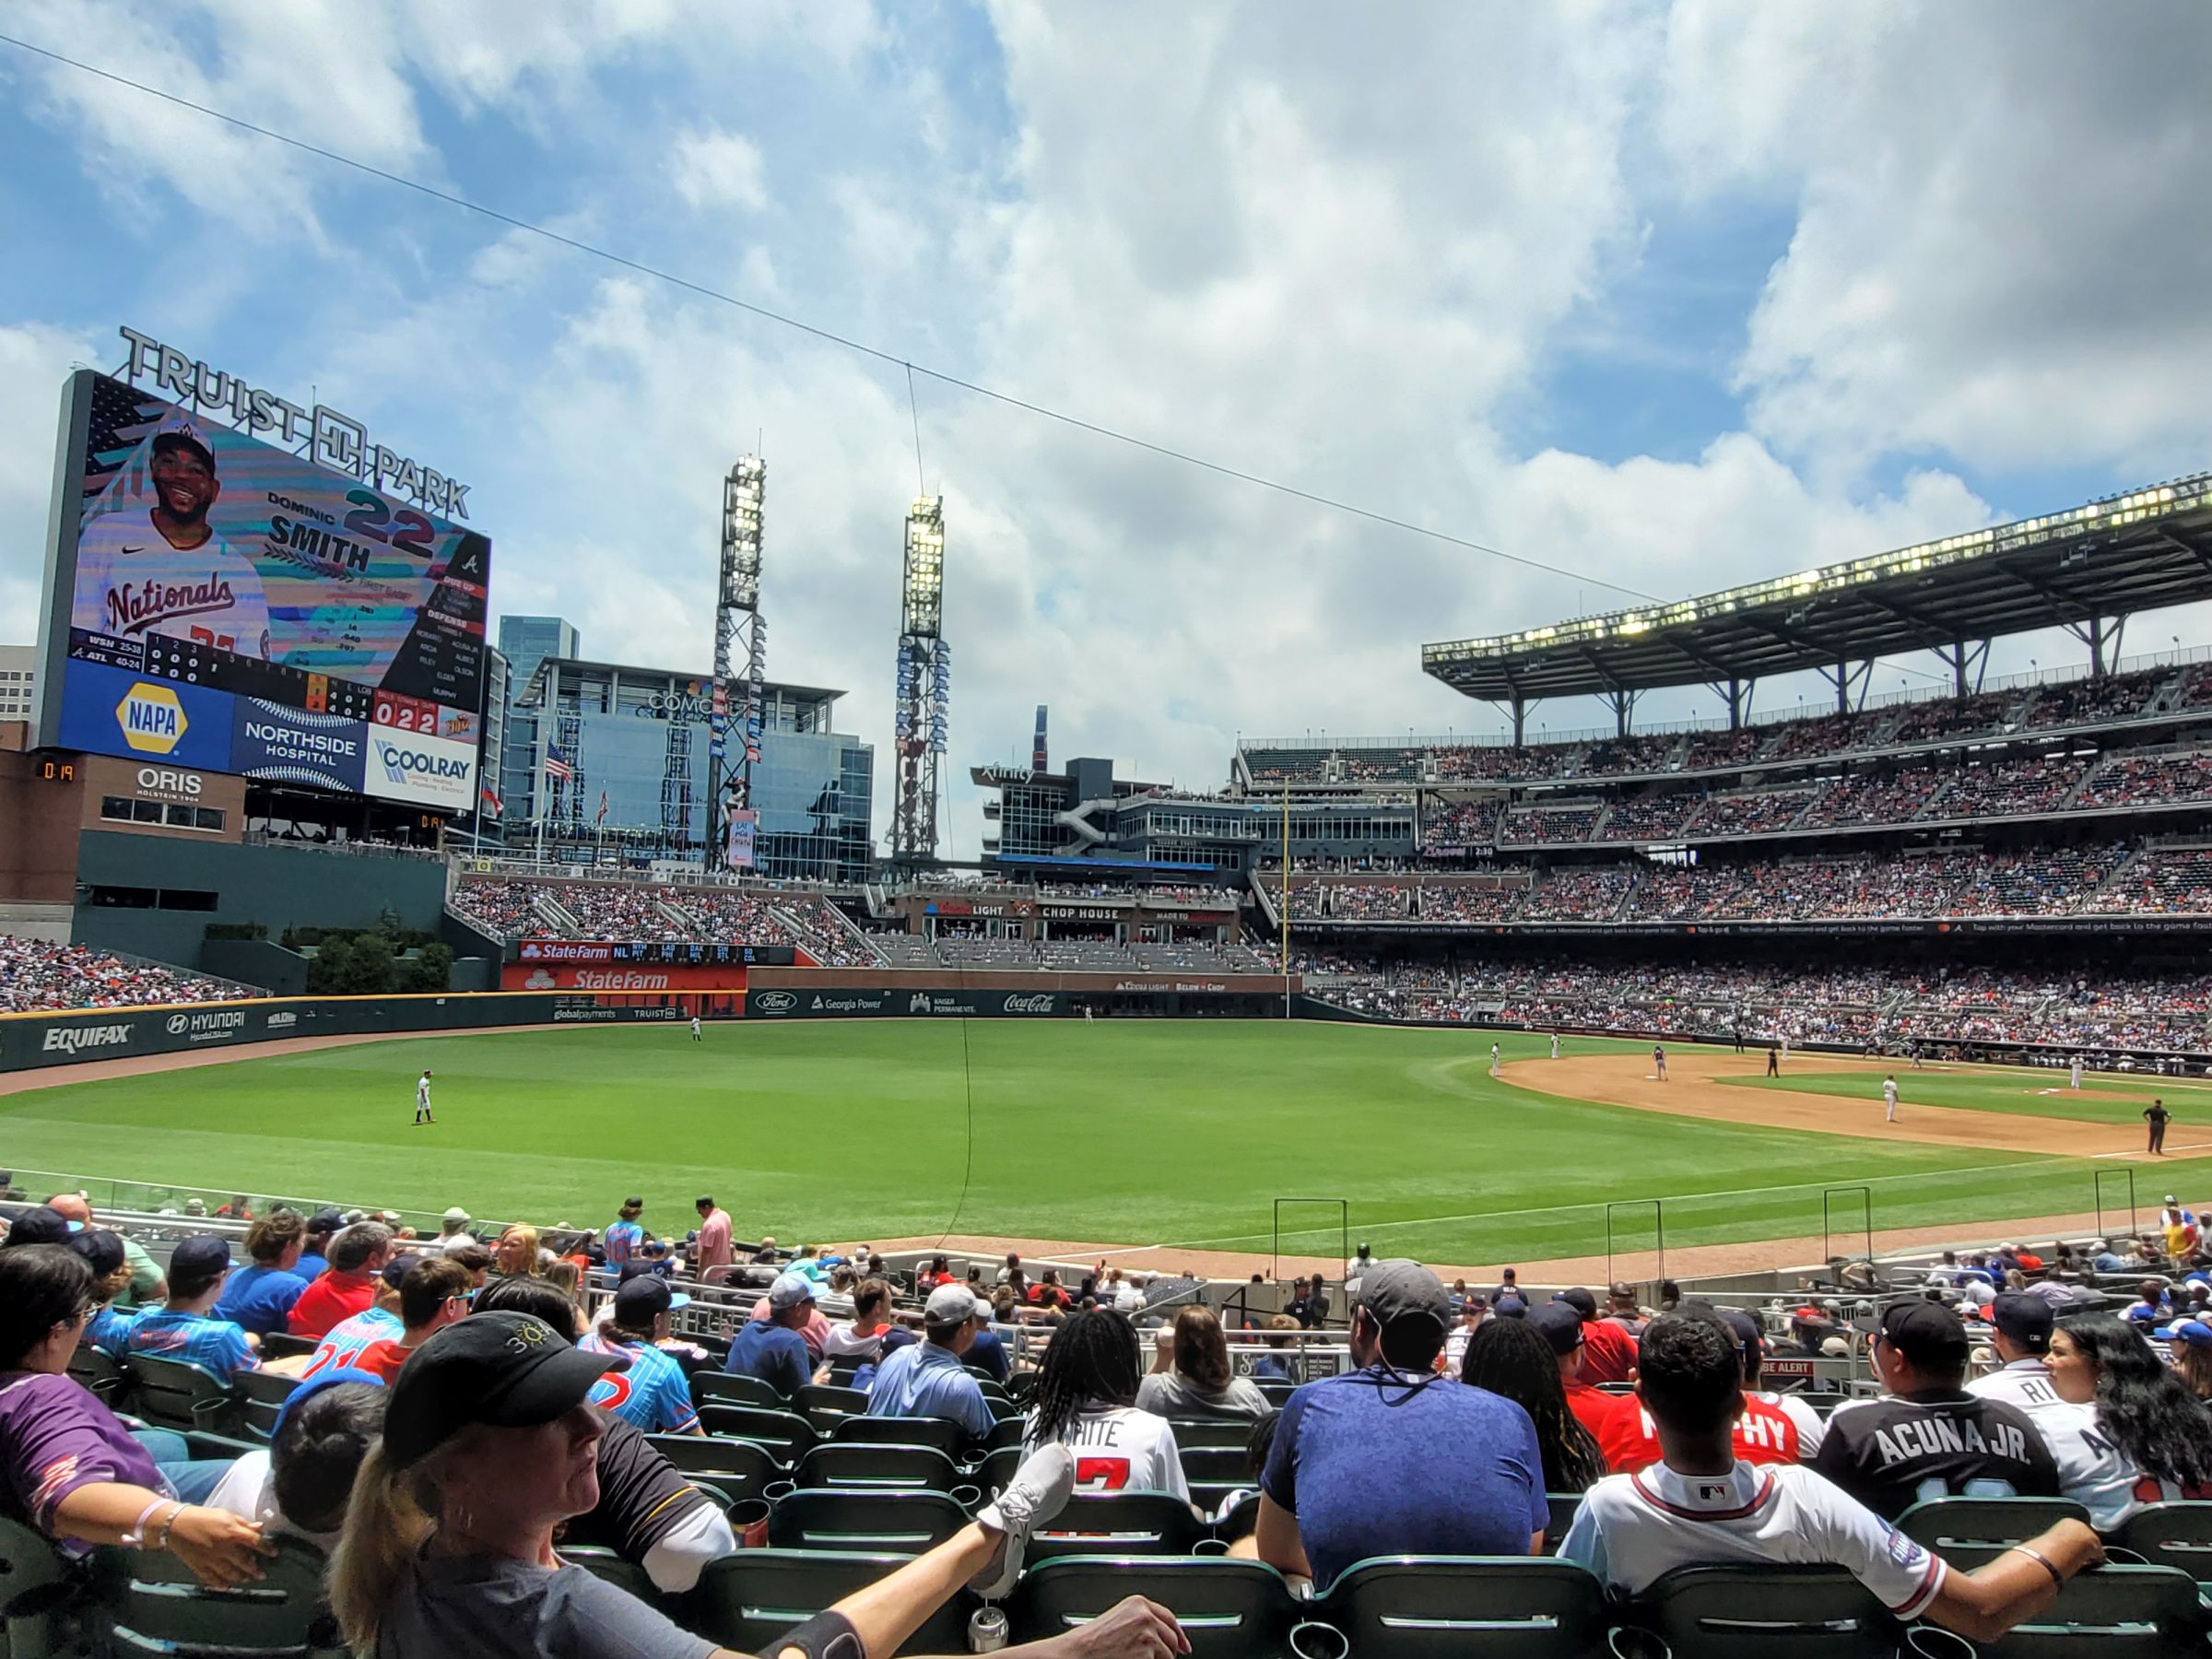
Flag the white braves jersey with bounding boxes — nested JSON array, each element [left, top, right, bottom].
[[1967, 1360, 2136, 1526], [1029, 1406, 1190, 1502], [417, 1077, 431, 1106], [1883, 1081, 1899, 1106], [73, 505, 271, 658], [1560, 1459, 1945, 1618]]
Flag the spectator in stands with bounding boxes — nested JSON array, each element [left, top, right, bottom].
[[919, 1253, 956, 1288], [1814, 1301, 2060, 1519], [1591, 1306, 1814, 1471], [430, 1207, 474, 1255], [124, 1235, 259, 1382], [867, 1285, 994, 1438], [1257, 1260, 1549, 1585], [288, 1222, 394, 1341], [2168, 1320, 2212, 1401], [0, 1244, 270, 1583], [824, 1277, 896, 1363], [47, 1194, 165, 1307], [216, 1210, 311, 1336], [1030, 1268, 1072, 1312], [967, 1303, 1013, 1385], [69, 1229, 139, 1358], [295, 1208, 342, 1281], [1559, 1309, 2102, 1643], [693, 1194, 733, 1276], [1255, 1313, 1303, 1382], [205, 1371, 386, 1548], [333, 1310, 1112, 1658], [1604, 1282, 1648, 1337], [1136, 1306, 1271, 1421], [726, 1272, 826, 1397], [1024, 1308, 1192, 1503], [1556, 1288, 1637, 1384], [996, 1252, 1023, 1286], [1462, 1315, 1607, 1493], [1529, 1300, 1625, 1447], [494, 1224, 542, 1279], [2046, 1315, 2212, 1518], [578, 1277, 701, 1436], [602, 1199, 646, 1266], [347, 1257, 474, 1384]]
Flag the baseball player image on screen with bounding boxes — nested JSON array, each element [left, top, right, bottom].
[[71, 416, 273, 659]]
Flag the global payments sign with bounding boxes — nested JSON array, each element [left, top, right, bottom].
[[363, 727, 476, 810]]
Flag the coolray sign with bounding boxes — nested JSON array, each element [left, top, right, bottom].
[[42, 1024, 132, 1053], [364, 728, 476, 810], [165, 1009, 246, 1042], [118, 327, 471, 518], [230, 699, 368, 792]]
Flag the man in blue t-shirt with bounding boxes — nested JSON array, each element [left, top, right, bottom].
[[1258, 1258, 1547, 1590], [581, 1276, 700, 1433], [724, 1271, 824, 1398], [215, 1210, 312, 1336], [124, 1235, 259, 1381]]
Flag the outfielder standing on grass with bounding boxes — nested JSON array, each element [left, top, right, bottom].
[[1883, 1075, 1899, 1124], [412, 1070, 433, 1127], [2146, 1098, 2172, 1157]]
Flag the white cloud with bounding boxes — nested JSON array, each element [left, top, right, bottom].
[[0, 322, 104, 644], [672, 127, 771, 213]]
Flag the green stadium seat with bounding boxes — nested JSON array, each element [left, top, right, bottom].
[[2112, 1502, 2212, 1585], [696, 1405, 818, 1463], [971, 1446, 1021, 1501], [767, 1489, 971, 1553], [100, 1535, 340, 1657], [1164, 1419, 1254, 1451], [791, 1443, 964, 1495], [120, 1355, 241, 1434], [646, 1433, 787, 1494], [1028, 1494, 1206, 1560], [1897, 1497, 2093, 1569], [688, 1550, 976, 1658], [1010, 1557, 1294, 1658], [691, 1371, 786, 1410], [977, 1418, 1025, 1454], [1212, 1491, 1261, 1543], [1253, 1379, 1297, 1406], [66, 1347, 128, 1410], [830, 1415, 964, 1457], [1176, 1446, 1249, 1486], [236, 1369, 300, 1444], [793, 1382, 872, 1431], [1971, 1564, 2206, 1657], [0, 1515, 82, 1659], [1543, 1492, 1583, 1552], [1312, 1557, 1608, 1659], [1634, 1565, 1899, 1657], [561, 1547, 659, 1604], [253, 1334, 315, 1363]]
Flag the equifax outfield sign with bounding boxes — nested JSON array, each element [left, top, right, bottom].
[[116, 326, 472, 520]]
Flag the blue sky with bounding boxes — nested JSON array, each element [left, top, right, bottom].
[[2, 3, 2208, 852]]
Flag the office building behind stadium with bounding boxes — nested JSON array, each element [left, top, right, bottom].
[[502, 655, 874, 882]]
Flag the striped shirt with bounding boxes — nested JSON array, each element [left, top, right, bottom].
[[123, 1308, 258, 1381], [302, 1308, 405, 1378], [579, 1332, 700, 1435], [87, 1306, 138, 1359]]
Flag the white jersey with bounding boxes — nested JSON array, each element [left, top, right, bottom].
[[1029, 1405, 1189, 1502], [72, 504, 272, 658], [1754, 1389, 1827, 1458], [1560, 1459, 1945, 1619], [690, 1017, 701, 1034], [1967, 1360, 2137, 1527], [1550, 1035, 1560, 1059], [1882, 1081, 1899, 1108], [417, 1077, 431, 1107]]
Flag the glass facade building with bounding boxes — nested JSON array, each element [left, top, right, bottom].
[[500, 657, 873, 883], [496, 616, 580, 695]]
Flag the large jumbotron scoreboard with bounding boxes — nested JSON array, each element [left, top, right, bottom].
[[32, 345, 492, 814]]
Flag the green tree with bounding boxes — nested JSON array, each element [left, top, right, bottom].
[[401, 942, 454, 994]]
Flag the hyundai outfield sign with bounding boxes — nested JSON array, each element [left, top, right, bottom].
[[363, 727, 477, 809]]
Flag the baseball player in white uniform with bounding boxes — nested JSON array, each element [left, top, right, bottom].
[[690, 1013, 702, 1042], [1550, 1032, 1561, 1061], [70, 418, 272, 658], [2069, 1054, 2084, 1090], [1882, 1075, 1899, 1124], [1489, 1041, 1502, 1077], [413, 1069, 434, 1126]]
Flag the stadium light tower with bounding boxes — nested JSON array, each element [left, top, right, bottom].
[[889, 495, 949, 864], [708, 456, 767, 869]]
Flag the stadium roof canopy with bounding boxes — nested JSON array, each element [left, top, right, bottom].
[[1423, 474, 2212, 703]]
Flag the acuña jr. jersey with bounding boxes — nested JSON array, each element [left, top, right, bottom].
[[73, 503, 273, 658]]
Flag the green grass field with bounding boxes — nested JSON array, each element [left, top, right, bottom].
[[4, 1023, 2202, 1267], [1721, 1065, 2212, 1125]]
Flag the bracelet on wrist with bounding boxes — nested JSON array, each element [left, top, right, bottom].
[[123, 1496, 167, 1547], [2006, 1544, 2064, 1588], [155, 1504, 186, 1553]]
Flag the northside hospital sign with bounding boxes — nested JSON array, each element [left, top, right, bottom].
[[115, 327, 472, 521]]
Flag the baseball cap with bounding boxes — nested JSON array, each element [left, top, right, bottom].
[[307, 1207, 345, 1234], [65, 1229, 126, 1277], [925, 1284, 982, 1324], [271, 1367, 385, 1441], [442, 1206, 470, 1225], [2164, 1320, 2212, 1348], [1557, 1287, 1599, 1320], [152, 415, 215, 467], [1718, 1307, 1765, 1357], [382, 1312, 621, 1469], [769, 1271, 819, 1311], [380, 1253, 424, 1289], [1355, 1259, 1450, 1338], [3, 1208, 73, 1248], [170, 1235, 232, 1281], [614, 1276, 688, 1322], [1991, 1292, 2055, 1354], [1530, 1300, 1586, 1357], [1877, 1300, 1970, 1365]]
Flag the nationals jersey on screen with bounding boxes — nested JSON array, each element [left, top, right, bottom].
[[73, 504, 273, 658]]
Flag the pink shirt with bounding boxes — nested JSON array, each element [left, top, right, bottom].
[[696, 1208, 733, 1270]]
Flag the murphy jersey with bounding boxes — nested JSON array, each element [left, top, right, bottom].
[[1814, 1391, 2059, 1520], [72, 504, 272, 658]]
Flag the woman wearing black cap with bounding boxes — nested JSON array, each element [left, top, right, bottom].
[[333, 1311, 1177, 1659], [0, 1244, 270, 1587]]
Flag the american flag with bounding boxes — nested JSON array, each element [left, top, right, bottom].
[[543, 751, 573, 782], [594, 790, 609, 825], [479, 781, 502, 812]]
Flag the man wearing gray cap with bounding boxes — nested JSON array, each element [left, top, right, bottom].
[[865, 1284, 995, 1438], [1256, 1259, 1549, 1587]]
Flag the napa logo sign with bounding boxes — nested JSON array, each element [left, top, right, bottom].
[[115, 682, 187, 755]]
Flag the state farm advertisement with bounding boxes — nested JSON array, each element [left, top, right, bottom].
[[501, 962, 750, 992]]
